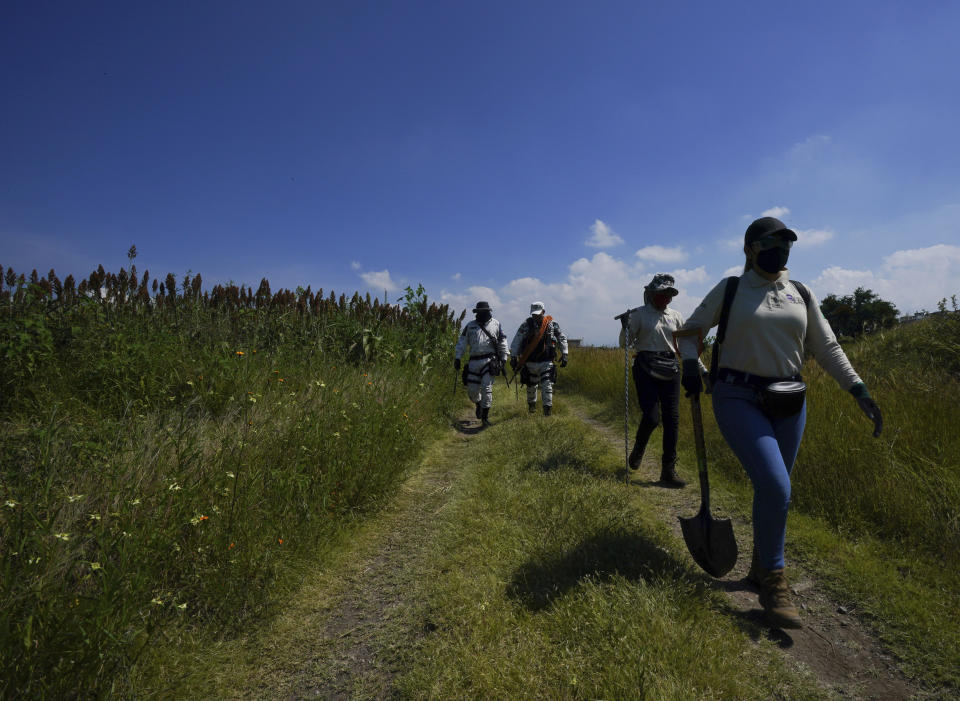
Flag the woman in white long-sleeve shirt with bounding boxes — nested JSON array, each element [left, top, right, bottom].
[[675, 216, 882, 629]]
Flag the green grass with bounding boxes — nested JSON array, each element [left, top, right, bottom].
[[560, 313, 960, 690], [393, 400, 825, 700], [0, 267, 462, 698]]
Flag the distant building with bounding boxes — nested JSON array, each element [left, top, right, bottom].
[[567, 338, 582, 348]]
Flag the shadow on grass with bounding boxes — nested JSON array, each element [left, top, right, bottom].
[[506, 529, 690, 611], [453, 419, 484, 435], [724, 605, 797, 649], [521, 450, 616, 481]]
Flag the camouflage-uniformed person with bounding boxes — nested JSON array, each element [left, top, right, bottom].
[[509, 301, 569, 416], [454, 301, 509, 426]]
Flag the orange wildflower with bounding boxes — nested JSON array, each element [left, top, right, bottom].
[[278, 538, 284, 545]]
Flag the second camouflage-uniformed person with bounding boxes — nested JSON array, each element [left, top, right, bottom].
[[510, 301, 569, 416]]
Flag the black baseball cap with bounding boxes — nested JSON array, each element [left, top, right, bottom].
[[744, 217, 798, 244]]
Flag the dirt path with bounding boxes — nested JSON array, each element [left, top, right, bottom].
[[568, 403, 925, 701], [230, 404, 927, 700], [226, 416, 475, 699]]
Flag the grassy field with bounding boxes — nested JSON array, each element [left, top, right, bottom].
[[560, 309, 960, 688], [0, 266, 462, 697], [3, 260, 958, 696]]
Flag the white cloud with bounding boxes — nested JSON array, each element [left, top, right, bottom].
[[350, 261, 361, 271], [795, 228, 834, 246], [440, 252, 716, 345], [722, 265, 743, 278], [812, 244, 960, 314], [635, 245, 688, 263], [584, 219, 624, 248], [438, 286, 502, 318], [451, 272, 461, 281], [762, 206, 791, 219], [789, 134, 832, 160], [360, 269, 399, 292]]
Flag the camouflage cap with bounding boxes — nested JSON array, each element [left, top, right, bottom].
[[645, 273, 678, 296], [529, 301, 545, 315]]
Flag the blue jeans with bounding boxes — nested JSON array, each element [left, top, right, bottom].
[[711, 380, 806, 570]]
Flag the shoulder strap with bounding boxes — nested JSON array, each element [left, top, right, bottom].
[[790, 280, 811, 308], [709, 277, 740, 385], [518, 315, 553, 366], [477, 320, 499, 347]]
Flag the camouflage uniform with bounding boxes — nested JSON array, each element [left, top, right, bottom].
[[510, 301, 569, 416], [454, 301, 508, 424]]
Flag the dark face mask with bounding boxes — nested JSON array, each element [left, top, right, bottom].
[[755, 248, 789, 274], [652, 293, 672, 310], [476, 311, 492, 324]]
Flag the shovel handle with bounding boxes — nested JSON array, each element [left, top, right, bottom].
[[690, 393, 711, 511]]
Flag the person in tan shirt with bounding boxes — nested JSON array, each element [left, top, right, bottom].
[[676, 216, 882, 630], [619, 273, 695, 486]]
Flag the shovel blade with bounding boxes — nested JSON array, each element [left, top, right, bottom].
[[678, 508, 738, 578]]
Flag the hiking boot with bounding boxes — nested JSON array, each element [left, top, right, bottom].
[[543, 405, 552, 417], [758, 568, 802, 629], [481, 407, 492, 427], [659, 460, 686, 488], [475, 402, 482, 419], [628, 443, 644, 470], [528, 402, 537, 414]]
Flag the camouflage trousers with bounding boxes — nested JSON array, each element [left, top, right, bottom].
[[466, 358, 496, 409], [524, 360, 555, 407]]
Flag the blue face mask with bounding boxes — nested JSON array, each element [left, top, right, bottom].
[[756, 247, 789, 274]]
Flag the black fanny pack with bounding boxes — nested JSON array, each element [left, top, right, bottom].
[[758, 381, 807, 419], [637, 351, 679, 381]]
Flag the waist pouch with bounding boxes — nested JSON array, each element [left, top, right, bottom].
[[758, 381, 807, 419], [463, 359, 499, 386], [520, 364, 556, 386], [637, 351, 679, 381]]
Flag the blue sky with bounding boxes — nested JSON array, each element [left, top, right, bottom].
[[3, 1, 959, 344]]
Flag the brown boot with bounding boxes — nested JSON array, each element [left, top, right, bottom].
[[659, 459, 686, 488], [758, 568, 802, 629]]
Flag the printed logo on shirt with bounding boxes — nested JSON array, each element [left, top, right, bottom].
[[784, 293, 803, 304]]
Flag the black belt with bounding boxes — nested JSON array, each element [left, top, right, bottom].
[[717, 367, 801, 388], [469, 353, 494, 360]]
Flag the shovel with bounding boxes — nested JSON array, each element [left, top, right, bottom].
[[679, 392, 737, 577]]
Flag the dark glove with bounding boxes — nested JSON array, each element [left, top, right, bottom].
[[499, 357, 508, 376], [681, 359, 702, 397], [454, 358, 461, 371], [560, 354, 568, 368], [850, 382, 882, 437], [509, 356, 518, 372]]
